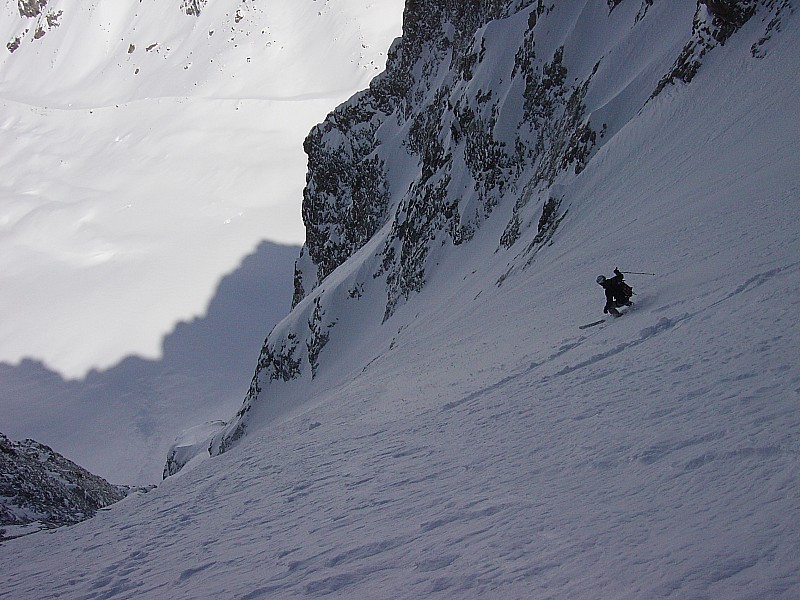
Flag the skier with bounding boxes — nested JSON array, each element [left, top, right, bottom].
[[596, 268, 633, 317]]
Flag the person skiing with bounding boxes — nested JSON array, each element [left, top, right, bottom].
[[596, 268, 633, 316]]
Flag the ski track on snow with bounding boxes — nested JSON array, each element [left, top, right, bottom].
[[2, 3, 800, 599]]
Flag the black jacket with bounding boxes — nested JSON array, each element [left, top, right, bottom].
[[601, 269, 631, 311]]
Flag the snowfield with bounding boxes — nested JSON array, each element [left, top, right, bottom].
[[0, 0, 405, 377], [2, 1, 799, 598]]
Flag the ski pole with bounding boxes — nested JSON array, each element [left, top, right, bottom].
[[620, 271, 656, 276]]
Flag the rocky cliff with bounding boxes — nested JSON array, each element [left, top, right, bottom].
[[296, 0, 791, 315], [167, 0, 794, 473]]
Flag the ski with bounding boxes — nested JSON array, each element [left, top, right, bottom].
[[580, 307, 631, 329]]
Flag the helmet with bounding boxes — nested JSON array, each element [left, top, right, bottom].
[[596, 275, 606, 285]]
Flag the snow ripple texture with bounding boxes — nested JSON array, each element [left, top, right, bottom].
[[2, 0, 800, 598]]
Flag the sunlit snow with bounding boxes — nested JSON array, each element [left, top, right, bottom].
[[0, 0, 405, 377]]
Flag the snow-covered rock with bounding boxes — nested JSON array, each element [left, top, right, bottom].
[[162, 420, 226, 479], [0, 433, 129, 541], [186, 0, 798, 468]]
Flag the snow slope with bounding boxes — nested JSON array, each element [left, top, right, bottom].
[[0, 0, 405, 377], [2, 1, 799, 598]]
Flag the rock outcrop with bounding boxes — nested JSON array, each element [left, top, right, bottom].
[[1, 433, 130, 541]]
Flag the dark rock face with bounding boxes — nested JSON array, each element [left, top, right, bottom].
[[0, 433, 128, 541], [298, 93, 392, 303], [297, 0, 596, 320], [703, 0, 758, 35], [197, 1, 609, 466], [751, 0, 793, 57]]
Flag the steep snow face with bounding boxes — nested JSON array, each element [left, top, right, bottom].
[[1, 1, 800, 597], [203, 0, 796, 458], [0, 0, 405, 378]]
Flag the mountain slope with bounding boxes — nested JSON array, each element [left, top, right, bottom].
[[0, 432, 129, 542], [1, 1, 799, 598], [0, 0, 404, 377], [199, 0, 798, 461], [1, 0, 401, 105], [0, 0, 404, 484]]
